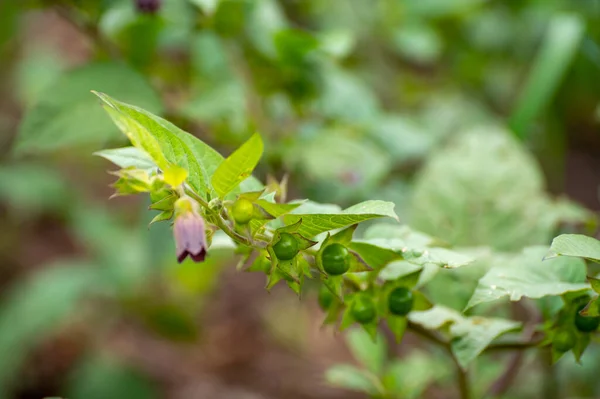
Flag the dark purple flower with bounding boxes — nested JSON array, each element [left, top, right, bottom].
[[135, 0, 161, 14], [173, 198, 207, 263]]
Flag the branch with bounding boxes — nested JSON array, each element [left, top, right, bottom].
[[407, 322, 470, 399], [485, 324, 539, 398]]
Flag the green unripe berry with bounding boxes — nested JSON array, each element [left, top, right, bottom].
[[273, 233, 299, 261], [388, 287, 414, 316], [351, 295, 376, 324], [322, 243, 350, 276], [231, 198, 254, 224], [575, 305, 600, 332], [553, 329, 576, 352], [318, 285, 335, 311]]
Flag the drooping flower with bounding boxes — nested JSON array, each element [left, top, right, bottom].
[[173, 196, 207, 263]]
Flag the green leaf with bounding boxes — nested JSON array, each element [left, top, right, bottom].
[[0, 264, 100, 393], [509, 14, 585, 138], [211, 133, 264, 198], [409, 306, 521, 368], [588, 277, 600, 295], [324, 365, 380, 395], [548, 234, 600, 263], [346, 328, 387, 375], [0, 164, 70, 216], [284, 200, 398, 238], [348, 242, 401, 270], [94, 147, 157, 171], [379, 261, 422, 281], [358, 239, 473, 269], [465, 246, 589, 311], [410, 127, 584, 251], [14, 62, 162, 154], [93, 92, 229, 198]]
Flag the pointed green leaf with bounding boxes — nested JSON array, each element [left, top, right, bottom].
[[548, 234, 600, 263], [348, 242, 401, 270], [94, 92, 252, 199], [409, 306, 521, 368], [284, 200, 398, 238], [588, 277, 600, 295], [94, 147, 157, 171], [14, 63, 162, 155], [466, 246, 589, 310], [211, 133, 263, 198]]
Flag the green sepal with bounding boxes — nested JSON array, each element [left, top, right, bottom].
[[291, 233, 318, 251], [360, 321, 379, 342], [277, 219, 303, 234], [348, 241, 402, 271], [387, 315, 408, 342], [251, 203, 275, 220], [246, 253, 271, 273], [149, 194, 177, 211], [412, 290, 434, 311], [551, 345, 566, 364], [149, 210, 173, 226], [348, 250, 373, 273], [109, 167, 152, 197], [322, 275, 344, 302], [588, 276, 600, 295], [287, 273, 304, 297], [298, 255, 313, 279], [329, 224, 358, 245], [266, 268, 285, 291], [322, 300, 343, 326], [573, 331, 591, 363], [238, 190, 265, 202], [579, 296, 600, 317]]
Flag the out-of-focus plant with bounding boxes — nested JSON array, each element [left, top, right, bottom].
[[2, 0, 600, 398]]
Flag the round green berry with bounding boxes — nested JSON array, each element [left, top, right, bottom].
[[351, 295, 376, 324], [322, 243, 350, 276], [231, 198, 254, 224], [273, 233, 299, 261], [388, 287, 414, 316]]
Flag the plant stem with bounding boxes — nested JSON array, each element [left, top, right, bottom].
[[452, 356, 471, 399], [407, 322, 470, 399]]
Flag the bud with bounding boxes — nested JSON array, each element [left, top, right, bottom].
[[110, 167, 152, 197], [173, 197, 208, 263], [135, 0, 161, 14]]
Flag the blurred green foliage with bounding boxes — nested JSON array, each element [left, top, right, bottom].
[[0, 0, 599, 398]]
